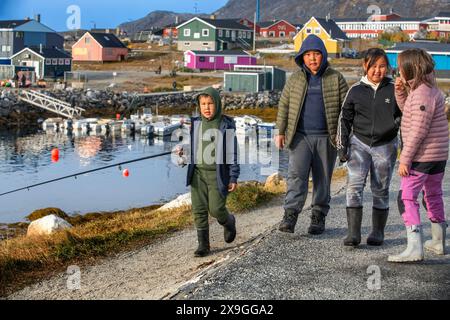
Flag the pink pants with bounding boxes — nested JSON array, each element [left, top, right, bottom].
[[400, 170, 445, 226]]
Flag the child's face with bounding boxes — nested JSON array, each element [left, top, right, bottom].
[[364, 56, 388, 84], [303, 50, 323, 75], [199, 95, 216, 120]]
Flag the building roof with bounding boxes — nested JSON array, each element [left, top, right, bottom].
[[0, 20, 29, 29], [314, 17, 349, 40], [386, 42, 450, 54], [189, 50, 251, 56], [12, 47, 71, 59], [89, 32, 127, 48], [436, 12, 450, 18], [335, 17, 428, 23], [258, 21, 278, 28], [201, 18, 252, 30]]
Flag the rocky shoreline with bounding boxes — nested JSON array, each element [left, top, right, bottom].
[[0, 88, 283, 127]]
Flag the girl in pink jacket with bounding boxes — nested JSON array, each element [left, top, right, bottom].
[[388, 48, 449, 263]]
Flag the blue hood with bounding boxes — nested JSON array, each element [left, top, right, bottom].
[[295, 35, 328, 76]]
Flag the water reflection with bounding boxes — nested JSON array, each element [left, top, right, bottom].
[[0, 128, 287, 223]]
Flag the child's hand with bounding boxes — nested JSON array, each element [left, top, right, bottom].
[[228, 183, 237, 192], [174, 145, 184, 156], [398, 163, 409, 177], [395, 77, 406, 93], [274, 135, 285, 149]]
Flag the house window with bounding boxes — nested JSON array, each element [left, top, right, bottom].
[[194, 33, 200, 39], [219, 29, 223, 37], [46, 59, 52, 65], [238, 31, 243, 38], [226, 30, 230, 37], [269, 31, 275, 37], [279, 31, 285, 37], [224, 56, 237, 64], [315, 28, 321, 35], [306, 28, 312, 34], [184, 42, 191, 46], [231, 30, 236, 38], [184, 29, 191, 37], [289, 31, 295, 37], [199, 56, 206, 62], [65, 59, 71, 65], [58, 58, 64, 65], [247, 31, 251, 39], [202, 29, 209, 37], [52, 58, 58, 65], [209, 57, 215, 63], [202, 42, 209, 47], [85, 37, 90, 44], [15, 32, 23, 38]]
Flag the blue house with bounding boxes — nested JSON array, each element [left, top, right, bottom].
[[0, 16, 64, 65], [386, 42, 450, 77]]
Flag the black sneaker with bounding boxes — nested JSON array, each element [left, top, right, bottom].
[[308, 210, 326, 235], [279, 209, 299, 233]]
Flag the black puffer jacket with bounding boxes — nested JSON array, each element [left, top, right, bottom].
[[337, 76, 402, 153]]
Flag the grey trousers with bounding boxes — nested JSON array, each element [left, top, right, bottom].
[[284, 133, 337, 215], [346, 135, 398, 209]]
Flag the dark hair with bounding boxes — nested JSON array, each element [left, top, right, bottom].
[[398, 48, 435, 90], [363, 48, 390, 75]]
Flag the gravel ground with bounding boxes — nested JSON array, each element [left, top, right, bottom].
[[8, 159, 449, 300], [173, 160, 450, 300]]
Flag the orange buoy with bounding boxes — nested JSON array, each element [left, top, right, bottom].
[[51, 148, 59, 158], [116, 113, 121, 120], [51, 154, 59, 163], [122, 169, 130, 177]]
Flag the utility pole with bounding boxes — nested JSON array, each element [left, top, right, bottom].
[[253, 12, 257, 52]]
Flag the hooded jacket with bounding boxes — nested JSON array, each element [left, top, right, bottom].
[[337, 76, 402, 151], [395, 75, 449, 166], [295, 34, 329, 135], [186, 87, 240, 197], [276, 35, 349, 148]]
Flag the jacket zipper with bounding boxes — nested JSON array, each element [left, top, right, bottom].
[[370, 86, 377, 147]]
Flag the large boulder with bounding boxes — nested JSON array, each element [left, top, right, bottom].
[[264, 172, 287, 193], [27, 214, 73, 237], [157, 193, 191, 211]]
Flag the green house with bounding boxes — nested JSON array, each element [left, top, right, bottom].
[[176, 17, 254, 52]]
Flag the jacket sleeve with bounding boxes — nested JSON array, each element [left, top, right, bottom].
[[276, 75, 292, 135], [399, 93, 435, 167], [395, 86, 408, 112], [338, 73, 349, 110], [336, 86, 355, 151]]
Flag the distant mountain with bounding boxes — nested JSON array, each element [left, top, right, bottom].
[[119, 1, 450, 33], [214, 0, 450, 23], [118, 10, 208, 34]]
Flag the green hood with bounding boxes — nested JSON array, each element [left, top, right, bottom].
[[196, 87, 222, 122]]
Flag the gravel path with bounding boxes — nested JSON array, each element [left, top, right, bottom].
[[8, 159, 449, 300], [173, 161, 450, 300]]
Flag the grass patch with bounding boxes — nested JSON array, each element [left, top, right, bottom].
[[0, 182, 279, 297]]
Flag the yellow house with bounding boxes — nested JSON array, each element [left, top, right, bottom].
[[294, 17, 351, 58]]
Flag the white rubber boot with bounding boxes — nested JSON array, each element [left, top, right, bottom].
[[424, 222, 447, 255], [388, 225, 424, 262]]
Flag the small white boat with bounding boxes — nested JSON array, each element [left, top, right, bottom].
[[234, 115, 261, 134], [42, 118, 63, 130], [141, 124, 154, 136], [153, 122, 182, 136], [121, 120, 136, 133]]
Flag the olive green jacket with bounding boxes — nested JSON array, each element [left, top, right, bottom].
[[276, 67, 349, 149]]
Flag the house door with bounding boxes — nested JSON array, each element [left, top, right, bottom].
[[231, 31, 236, 41], [222, 42, 228, 50]]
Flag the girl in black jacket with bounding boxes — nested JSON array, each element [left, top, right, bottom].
[[337, 48, 402, 247]]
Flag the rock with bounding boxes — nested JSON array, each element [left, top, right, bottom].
[[264, 173, 287, 193], [26, 214, 72, 237], [157, 193, 192, 211]]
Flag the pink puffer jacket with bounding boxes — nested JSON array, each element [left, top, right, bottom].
[[395, 76, 449, 167]]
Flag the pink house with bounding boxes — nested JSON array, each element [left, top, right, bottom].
[[184, 50, 256, 71], [72, 32, 128, 62]]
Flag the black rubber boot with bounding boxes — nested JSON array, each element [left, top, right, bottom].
[[367, 208, 389, 246], [220, 214, 236, 243], [194, 229, 210, 257], [343, 207, 363, 246], [308, 210, 326, 235], [279, 209, 299, 233]]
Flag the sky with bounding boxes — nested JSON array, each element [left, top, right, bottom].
[[0, 0, 229, 31]]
